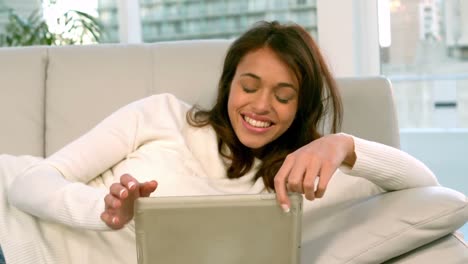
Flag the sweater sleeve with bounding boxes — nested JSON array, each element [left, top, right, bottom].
[[8, 93, 190, 229], [8, 164, 110, 230], [45, 93, 189, 183], [339, 135, 440, 190]]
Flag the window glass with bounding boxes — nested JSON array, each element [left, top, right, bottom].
[[380, 0, 468, 128], [97, 0, 118, 42], [96, 0, 318, 43]]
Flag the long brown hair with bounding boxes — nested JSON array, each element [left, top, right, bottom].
[[187, 21, 342, 191]]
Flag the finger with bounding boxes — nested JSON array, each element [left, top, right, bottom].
[[100, 211, 115, 226], [110, 182, 128, 199], [287, 161, 306, 194], [104, 194, 121, 209], [303, 162, 320, 201], [315, 163, 335, 198], [120, 174, 138, 191], [139, 180, 158, 197], [100, 211, 111, 225], [101, 211, 123, 230], [274, 156, 294, 212]]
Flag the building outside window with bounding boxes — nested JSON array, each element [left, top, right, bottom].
[[380, 0, 468, 129], [97, 0, 318, 43]]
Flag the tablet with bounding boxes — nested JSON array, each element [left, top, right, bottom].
[[134, 193, 303, 264]]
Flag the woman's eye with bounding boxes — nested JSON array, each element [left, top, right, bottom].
[[242, 86, 256, 93], [276, 96, 290, 104]]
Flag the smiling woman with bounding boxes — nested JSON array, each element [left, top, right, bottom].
[[187, 21, 343, 191]]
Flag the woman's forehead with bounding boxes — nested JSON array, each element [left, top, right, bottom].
[[236, 47, 299, 88]]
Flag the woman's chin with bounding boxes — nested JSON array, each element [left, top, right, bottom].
[[239, 138, 269, 150]]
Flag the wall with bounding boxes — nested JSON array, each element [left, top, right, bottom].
[[400, 129, 468, 195]]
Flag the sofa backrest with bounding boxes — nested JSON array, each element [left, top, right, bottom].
[[0, 40, 400, 157], [0, 47, 47, 156]]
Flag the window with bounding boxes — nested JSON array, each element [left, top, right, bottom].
[[381, 0, 468, 129], [96, 0, 318, 43]]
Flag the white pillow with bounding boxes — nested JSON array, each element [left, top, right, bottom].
[[301, 186, 468, 264]]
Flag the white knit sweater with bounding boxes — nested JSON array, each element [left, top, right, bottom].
[[1, 94, 438, 264]]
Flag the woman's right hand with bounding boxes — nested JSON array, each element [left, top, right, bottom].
[[100, 174, 158, 229]]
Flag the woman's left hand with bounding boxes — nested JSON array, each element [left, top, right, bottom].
[[274, 133, 356, 212]]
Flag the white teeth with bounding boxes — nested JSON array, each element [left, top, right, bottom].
[[244, 116, 271, 128]]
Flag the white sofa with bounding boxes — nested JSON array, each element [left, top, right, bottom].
[[0, 40, 467, 263]]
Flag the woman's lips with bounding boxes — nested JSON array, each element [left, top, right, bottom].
[[241, 114, 274, 133]]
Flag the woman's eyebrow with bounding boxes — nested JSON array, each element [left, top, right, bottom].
[[240, 73, 261, 80], [276, 82, 298, 92], [240, 72, 297, 92]]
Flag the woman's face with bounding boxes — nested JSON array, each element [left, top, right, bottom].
[[228, 47, 299, 149]]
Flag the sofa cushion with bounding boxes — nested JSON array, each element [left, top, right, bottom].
[[45, 45, 153, 156], [300, 186, 468, 263], [0, 47, 46, 156], [150, 40, 230, 109], [384, 232, 468, 264]]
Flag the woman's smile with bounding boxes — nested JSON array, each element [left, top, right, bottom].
[[241, 114, 274, 133]]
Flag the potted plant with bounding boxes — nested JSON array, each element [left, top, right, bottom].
[[0, 8, 103, 46]]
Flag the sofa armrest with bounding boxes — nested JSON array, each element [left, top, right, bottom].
[[384, 232, 468, 264], [301, 186, 468, 264]]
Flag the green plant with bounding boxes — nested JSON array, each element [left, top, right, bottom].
[[0, 8, 103, 46], [0, 10, 54, 46], [53, 9, 104, 45]]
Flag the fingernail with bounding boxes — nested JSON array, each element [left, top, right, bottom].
[[281, 204, 290, 213], [128, 181, 136, 190], [112, 217, 118, 225], [119, 189, 126, 198]]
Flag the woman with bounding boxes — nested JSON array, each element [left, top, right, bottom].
[[3, 21, 438, 263]]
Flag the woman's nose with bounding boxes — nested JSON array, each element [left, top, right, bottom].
[[251, 92, 272, 114]]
